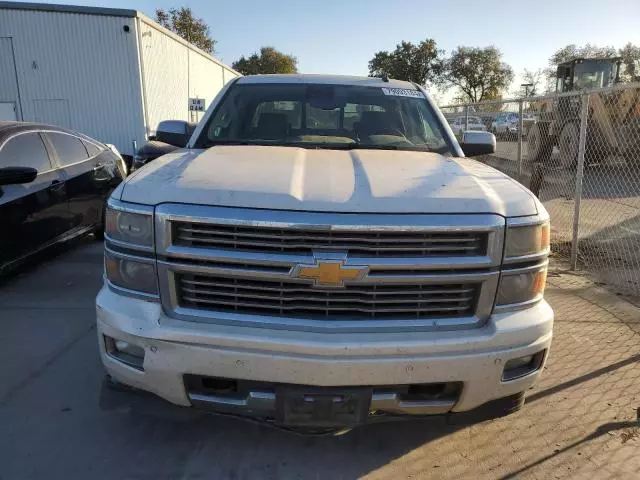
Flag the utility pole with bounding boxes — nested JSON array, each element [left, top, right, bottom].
[[521, 83, 534, 98], [520, 82, 534, 112]]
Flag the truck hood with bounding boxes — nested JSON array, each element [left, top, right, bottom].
[[120, 146, 538, 216]]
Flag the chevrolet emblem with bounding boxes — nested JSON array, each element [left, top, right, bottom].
[[292, 261, 368, 287]]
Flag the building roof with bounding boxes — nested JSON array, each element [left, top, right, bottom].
[[0, 2, 241, 76], [237, 74, 418, 89], [0, 1, 136, 17]]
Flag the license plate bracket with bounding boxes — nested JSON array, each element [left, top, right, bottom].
[[276, 387, 372, 427]]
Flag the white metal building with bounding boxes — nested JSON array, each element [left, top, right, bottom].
[[0, 2, 239, 156]]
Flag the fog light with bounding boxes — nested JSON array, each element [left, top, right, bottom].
[[502, 351, 545, 381], [505, 355, 534, 370], [104, 335, 145, 371], [114, 340, 144, 357]]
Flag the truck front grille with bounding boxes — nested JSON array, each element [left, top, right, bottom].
[[155, 205, 503, 331], [173, 221, 487, 257], [177, 274, 479, 320]]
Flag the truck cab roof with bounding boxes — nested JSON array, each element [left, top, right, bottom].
[[235, 74, 419, 90]]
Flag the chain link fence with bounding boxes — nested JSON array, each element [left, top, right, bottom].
[[441, 83, 640, 297]]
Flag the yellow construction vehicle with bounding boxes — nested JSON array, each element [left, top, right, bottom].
[[527, 57, 640, 166]]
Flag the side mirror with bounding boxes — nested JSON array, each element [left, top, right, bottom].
[[154, 120, 197, 148], [0, 167, 38, 186], [460, 131, 496, 157], [133, 141, 180, 170]]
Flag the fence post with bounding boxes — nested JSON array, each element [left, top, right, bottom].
[[464, 105, 469, 131], [570, 93, 590, 270], [517, 100, 524, 182]]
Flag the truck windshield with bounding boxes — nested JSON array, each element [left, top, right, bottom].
[[573, 61, 617, 90], [195, 83, 451, 153]]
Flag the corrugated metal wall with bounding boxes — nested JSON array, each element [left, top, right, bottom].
[[0, 37, 20, 118], [139, 18, 238, 133], [0, 9, 146, 155], [188, 50, 226, 124]]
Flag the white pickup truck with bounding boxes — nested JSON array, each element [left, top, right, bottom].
[[97, 74, 553, 431]]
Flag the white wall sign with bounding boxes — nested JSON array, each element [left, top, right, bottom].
[[189, 98, 206, 112]]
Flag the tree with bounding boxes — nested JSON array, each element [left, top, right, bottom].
[[619, 42, 640, 81], [367, 39, 443, 86], [232, 47, 298, 75], [442, 46, 514, 103], [155, 7, 216, 54]]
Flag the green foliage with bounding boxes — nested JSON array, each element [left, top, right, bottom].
[[232, 47, 298, 75], [618, 42, 640, 81], [367, 39, 443, 85], [155, 7, 216, 54], [442, 46, 514, 103]]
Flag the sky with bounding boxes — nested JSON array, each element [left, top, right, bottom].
[[28, 0, 640, 100]]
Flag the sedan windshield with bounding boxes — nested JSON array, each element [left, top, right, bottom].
[[194, 83, 451, 153]]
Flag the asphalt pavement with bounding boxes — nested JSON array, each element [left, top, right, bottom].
[[1, 239, 639, 479]]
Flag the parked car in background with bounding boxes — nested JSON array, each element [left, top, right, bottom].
[[132, 120, 197, 171], [449, 115, 487, 135], [491, 113, 538, 140], [0, 122, 125, 273], [491, 112, 519, 138]]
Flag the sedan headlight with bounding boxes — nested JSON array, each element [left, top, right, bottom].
[[105, 205, 153, 247], [496, 266, 547, 306], [104, 251, 158, 295], [505, 221, 550, 259]]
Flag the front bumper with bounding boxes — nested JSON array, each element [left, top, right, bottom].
[[96, 286, 553, 422]]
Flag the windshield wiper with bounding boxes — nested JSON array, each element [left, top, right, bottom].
[[199, 139, 447, 154], [341, 144, 438, 152], [201, 139, 258, 148], [201, 140, 318, 149]]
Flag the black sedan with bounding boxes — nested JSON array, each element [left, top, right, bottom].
[[0, 121, 125, 273]]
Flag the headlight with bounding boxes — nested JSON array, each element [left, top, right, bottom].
[[505, 222, 550, 259], [496, 266, 547, 306], [104, 251, 157, 295], [105, 205, 153, 247]]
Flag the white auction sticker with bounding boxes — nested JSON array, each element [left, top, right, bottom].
[[381, 87, 424, 98]]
